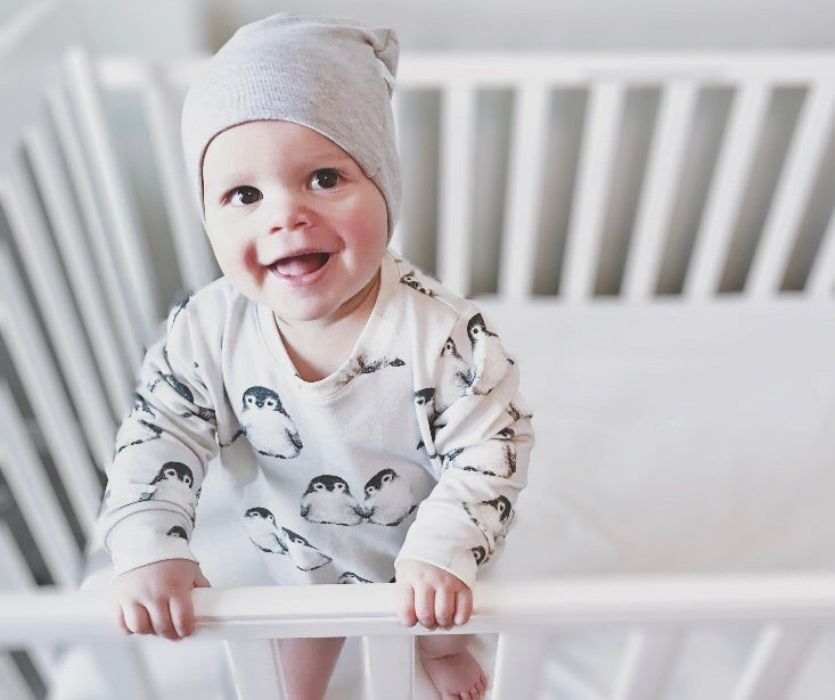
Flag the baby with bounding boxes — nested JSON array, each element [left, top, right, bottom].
[[98, 13, 534, 700]]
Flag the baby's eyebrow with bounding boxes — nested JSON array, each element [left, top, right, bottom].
[[210, 153, 354, 191]]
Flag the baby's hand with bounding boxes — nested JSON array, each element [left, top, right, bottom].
[[394, 560, 473, 630], [112, 558, 210, 641]]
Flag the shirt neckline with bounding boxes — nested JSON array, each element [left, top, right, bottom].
[[256, 249, 398, 402]]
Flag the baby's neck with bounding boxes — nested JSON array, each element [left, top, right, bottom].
[[273, 269, 381, 381]]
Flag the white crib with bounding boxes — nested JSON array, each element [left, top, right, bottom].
[[2, 1, 835, 699]]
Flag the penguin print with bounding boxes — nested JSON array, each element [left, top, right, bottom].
[[230, 386, 303, 459], [472, 545, 491, 567], [415, 388, 440, 459], [507, 401, 534, 422], [168, 290, 193, 328], [357, 354, 406, 375], [435, 336, 473, 413], [147, 348, 216, 423], [414, 388, 437, 423], [400, 269, 438, 298], [300, 475, 364, 526], [363, 468, 417, 526], [115, 394, 162, 454], [333, 353, 407, 390], [441, 428, 517, 478], [463, 495, 513, 549], [338, 572, 373, 584], [281, 527, 333, 571], [466, 313, 510, 396], [243, 507, 288, 554], [138, 462, 196, 507], [166, 525, 189, 540]]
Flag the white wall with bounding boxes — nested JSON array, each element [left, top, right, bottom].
[[7, 0, 829, 54]]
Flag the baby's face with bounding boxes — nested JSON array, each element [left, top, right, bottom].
[[202, 120, 388, 326]]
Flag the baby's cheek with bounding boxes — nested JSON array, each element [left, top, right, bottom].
[[242, 241, 267, 288]]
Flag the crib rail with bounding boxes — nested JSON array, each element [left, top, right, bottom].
[[89, 51, 835, 302], [1, 575, 834, 700]]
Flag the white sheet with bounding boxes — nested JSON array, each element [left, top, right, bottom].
[[474, 296, 835, 699], [59, 297, 835, 700]]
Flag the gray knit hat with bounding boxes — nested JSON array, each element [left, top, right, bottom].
[[181, 13, 401, 240]]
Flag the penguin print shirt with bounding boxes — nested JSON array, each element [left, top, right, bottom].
[[97, 250, 535, 589]]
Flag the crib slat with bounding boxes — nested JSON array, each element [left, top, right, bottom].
[[499, 83, 551, 300], [64, 46, 159, 344], [0, 653, 36, 700], [610, 627, 683, 700], [806, 205, 835, 296], [362, 634, 414, 700], [438, 84, 476, 297], [81, 642, 158, 700], [728, 623, 818, 700], [0, 382, 82, 586], [224, 639, 287, 700], [0, 242, 102, 535], [491, 631, 549, 699], [745, 82, 835, 297], [0, 524, 56, 683], [140, 63, 216, 292], [46, 84, 145, 373], [24, 111, 132, 418], [684, 81, 770, 299], [3, 152, 116, 471], [561, 81, 624, 301], [623, 83, 697, 300]]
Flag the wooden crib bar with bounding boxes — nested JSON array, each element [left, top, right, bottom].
[[1, 576, 834, 700], [87, 51, 835, 302]]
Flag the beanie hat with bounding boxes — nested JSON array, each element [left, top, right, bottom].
[[181, 13, 401, 240]]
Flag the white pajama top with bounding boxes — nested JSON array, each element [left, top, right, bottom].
[[97, 250, 535, 589]]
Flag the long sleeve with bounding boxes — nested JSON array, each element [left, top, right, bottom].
[[96, 295, 221, 577], [395, 303, 535, 588]]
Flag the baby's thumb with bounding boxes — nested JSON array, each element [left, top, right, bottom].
[[194, 570, 211, 588]]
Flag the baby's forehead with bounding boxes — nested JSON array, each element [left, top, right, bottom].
[[202, 119, 358, 178]]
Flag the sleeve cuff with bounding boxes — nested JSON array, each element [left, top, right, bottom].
[[394, 548, 478, 591], [105, 510, 198, 578]]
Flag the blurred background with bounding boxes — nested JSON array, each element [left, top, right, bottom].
[[3, 0, 835, 306], [3, 0, 835, 53]]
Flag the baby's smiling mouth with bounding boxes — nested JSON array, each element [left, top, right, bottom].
[[269, 252, 331, 278]]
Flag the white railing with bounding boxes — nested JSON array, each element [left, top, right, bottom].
[[89, 51, 835, 302], [2, 575, 834, 700]]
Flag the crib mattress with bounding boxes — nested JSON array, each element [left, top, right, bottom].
[[53, 297, 835, 699]]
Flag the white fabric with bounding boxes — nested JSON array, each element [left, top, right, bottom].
[[95, 250, 533, 589], [68, 296, 835, 700], [475, 297, 835, 580]]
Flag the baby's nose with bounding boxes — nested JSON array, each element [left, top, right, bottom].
[[266, 191, 312, 232]]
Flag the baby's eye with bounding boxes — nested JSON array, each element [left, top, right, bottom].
[[310, 169, 340, 190], [227, 186, 262, 206]]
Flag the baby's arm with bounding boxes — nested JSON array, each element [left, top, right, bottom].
[[395, 303, 534, 627], [98, 295, 222, 638]]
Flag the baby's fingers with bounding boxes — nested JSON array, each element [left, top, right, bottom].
[[414, 585, 437, 629], [123, 603, 152, 635], [146, 599, 178, 640], [115, 605, 131, 635], [169, 593, 195, 638], [454, 588, 473, 626], [394, 583, 418, 627], [434, 586, 456, 629]]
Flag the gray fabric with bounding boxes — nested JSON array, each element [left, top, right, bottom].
[[181, 13, 401, 239]]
